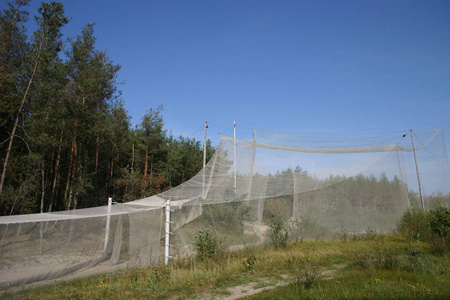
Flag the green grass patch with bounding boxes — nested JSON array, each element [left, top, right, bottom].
[[6, 232, 450, 299]]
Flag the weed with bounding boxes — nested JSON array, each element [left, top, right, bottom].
[[243, 254, 257, 273], [373, 248, 399, 270], [430, 236, 449, 255], [349, 249, 375, 269], [349, 247, 400, 270], [408, 283, 433, 297], [293, 256, 321, 289], [336, 226, 349, 241], [336, 226, 380, 242], [150, 265, 170, 282]]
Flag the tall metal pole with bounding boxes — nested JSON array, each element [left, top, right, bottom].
[[234, 121, 237, 191], [202, 121, 207, 199], [410, 129, 425, 210], [165, 199, 171, 265], [203, 121, 208, 168]]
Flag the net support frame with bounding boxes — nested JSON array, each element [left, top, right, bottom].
[[165, 199, 172, 265], [103, 197, 113, 257], [410, 129, 425, 210]]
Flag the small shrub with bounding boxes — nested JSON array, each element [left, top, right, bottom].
[[373, 248, 399, 270], [150, 265, 170, 282], [361, 227, 379, 241], [293, 256, 321, 289], [267, 218, 289, 248], [400, 252, 448, 275], [349, 248, 399, 270], [336, 226, 349, 241], [194, 227, 219, 261], [349, 249, 375, 269], [243, 254, 257, 273]]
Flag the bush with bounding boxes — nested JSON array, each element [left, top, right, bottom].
[[398, 206, 450, 254], [429, 207, 450, 239], [267, 219, 289, 248], [397, 207, 431, 242], [194, 227, 220, 261]]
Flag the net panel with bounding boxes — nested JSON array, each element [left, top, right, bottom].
[[0, 128, 449, 288]]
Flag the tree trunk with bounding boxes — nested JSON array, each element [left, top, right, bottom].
[[49, 127, 64, 212], [65, 136, 77, 209], [0, 35, 44, 198], [40, 163, 45, 213], [95, 135, 99, 173]]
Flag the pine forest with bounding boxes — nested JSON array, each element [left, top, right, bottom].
[[0, 0, 215, 215]]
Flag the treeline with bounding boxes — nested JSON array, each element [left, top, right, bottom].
[[0, 1, 215, 215], [262, 167, 409, 219], [264, 167, 449, 224]]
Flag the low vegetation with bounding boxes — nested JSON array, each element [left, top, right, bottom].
[[4, 206, 448, 299]]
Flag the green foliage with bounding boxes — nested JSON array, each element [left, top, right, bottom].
[[0, 2, 216, 214], [429, 206, 450, 239], [150, 265, 170, 282], [397, 207, 431, 242], [268, 218, 289, 248], [349, 247, 402, 271], [203, 201, 250, 234], [243, 254, 257, 273], [429, 207, 450, 255], [398, 206, 450, 254], [194, 227, 219, 261]]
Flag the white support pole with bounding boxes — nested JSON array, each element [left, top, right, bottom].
[[410, 129, 425, 210], [103, 197, 113, 257], [165, 199, 171, 265]]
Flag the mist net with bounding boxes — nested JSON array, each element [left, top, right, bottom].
[[1, 128, 449, 288]]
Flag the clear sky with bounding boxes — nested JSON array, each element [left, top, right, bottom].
[[13, 0, 450, 147]]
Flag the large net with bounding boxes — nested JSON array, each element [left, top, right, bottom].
[[1, 128, 449, 288]]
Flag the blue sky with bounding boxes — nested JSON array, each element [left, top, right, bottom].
[[15, 0, 450, 147]]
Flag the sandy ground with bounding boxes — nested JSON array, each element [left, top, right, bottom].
[[0, 259, 130, 297], [198, 276, 291, 300]]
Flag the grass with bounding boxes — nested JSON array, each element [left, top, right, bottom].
[[5, 233, 450, 299]]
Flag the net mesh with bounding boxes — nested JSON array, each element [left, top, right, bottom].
[[1, 128, 449, 288]]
